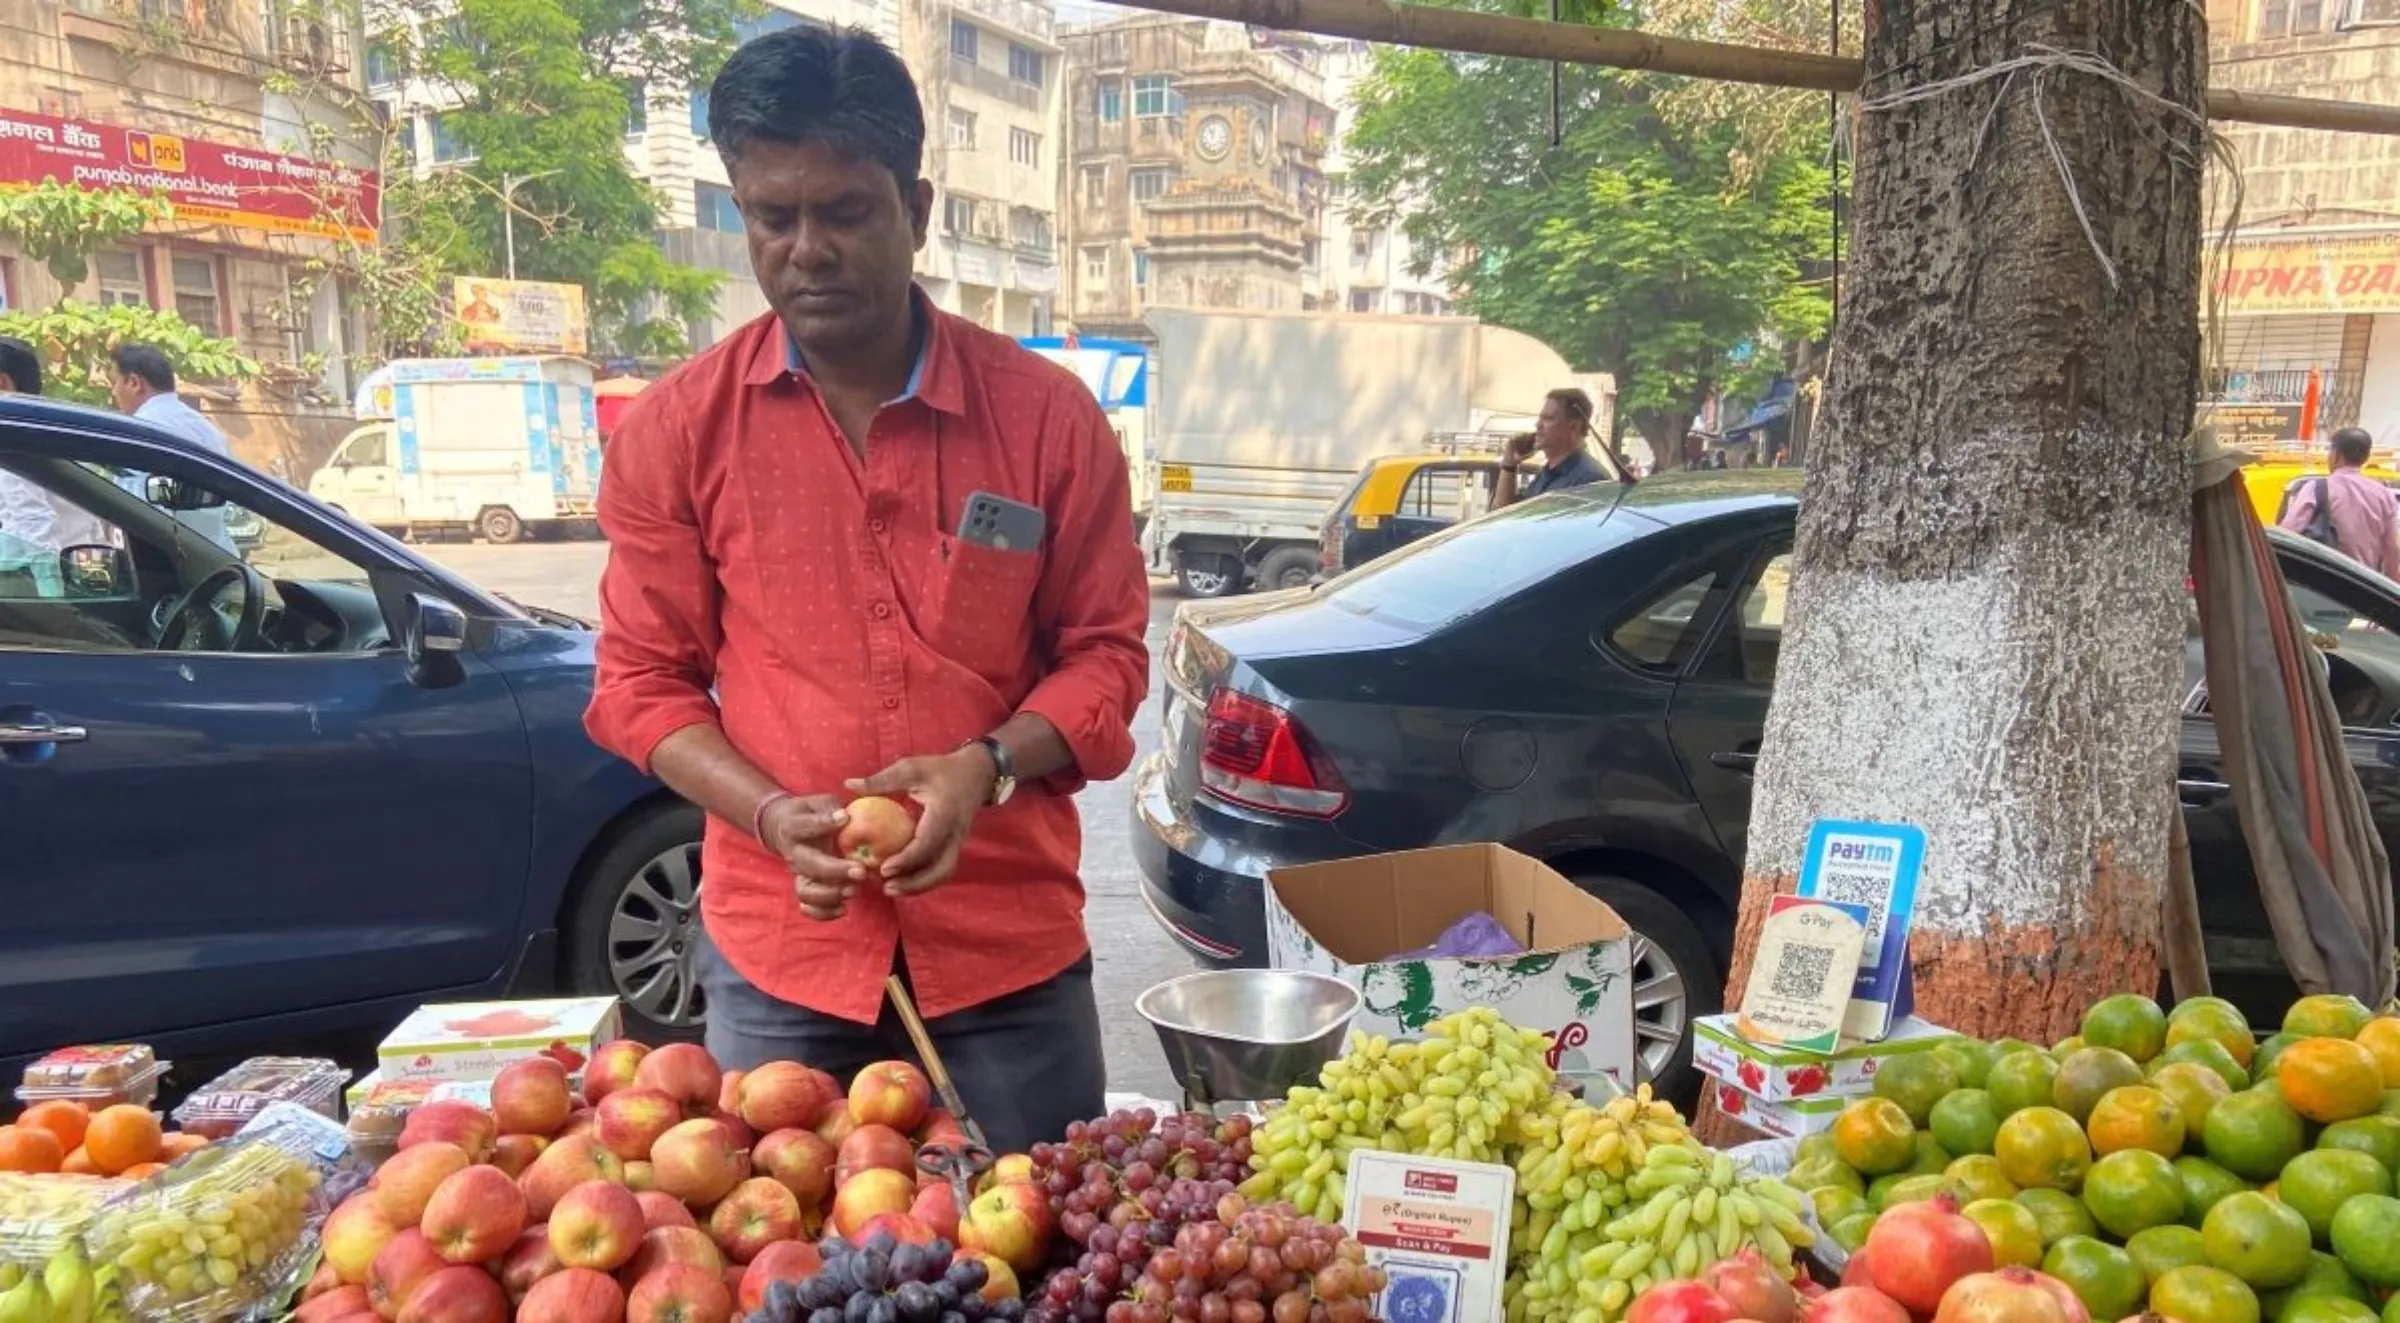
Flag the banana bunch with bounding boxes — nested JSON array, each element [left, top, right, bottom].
[[0, 1245, 127, 1323]]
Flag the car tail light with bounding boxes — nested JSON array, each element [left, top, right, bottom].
[[1199, 687, 1348, 817]]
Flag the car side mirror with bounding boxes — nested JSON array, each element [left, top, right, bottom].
[[405, 591, 468, 689], [143, 475, 226, 511], [59, 544, 130, 597]]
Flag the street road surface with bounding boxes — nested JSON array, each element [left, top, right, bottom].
[[419, 541, 1201, 1103]]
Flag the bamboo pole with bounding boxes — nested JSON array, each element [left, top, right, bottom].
[[1096, 0, 2400, 136]]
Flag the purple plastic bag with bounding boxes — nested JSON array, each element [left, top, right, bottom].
[[1390, 911, 1524, 961]]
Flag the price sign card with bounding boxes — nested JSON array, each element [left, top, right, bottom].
[[1795, 819, 1925, 1041], [1342, 1151, 1515, 1323], [1737, 895, 1870, 1053]]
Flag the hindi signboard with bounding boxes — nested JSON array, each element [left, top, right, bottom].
[[453, 278, 589, 356], [0, 108, 378, 243]]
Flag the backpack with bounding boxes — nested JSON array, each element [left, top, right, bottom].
[[2301, 477, 2341, 549]]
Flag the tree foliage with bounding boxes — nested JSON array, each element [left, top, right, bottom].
[[0, 302, 260, 405], [0, 183, 170, 287]]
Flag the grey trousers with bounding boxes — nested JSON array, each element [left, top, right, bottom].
[[695, 929, 1106, 1155]]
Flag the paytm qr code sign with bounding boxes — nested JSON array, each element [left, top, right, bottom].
[[1795, 819, 1926, 1041]]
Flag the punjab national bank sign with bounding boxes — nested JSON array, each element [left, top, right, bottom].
[[2216, 233, 2400, 317], [0, 109, 380, 243]]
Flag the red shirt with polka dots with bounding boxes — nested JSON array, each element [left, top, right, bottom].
[[585, 304, 1151, 1024]]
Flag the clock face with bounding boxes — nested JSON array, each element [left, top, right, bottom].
[[1197, 115, 1232, 160]]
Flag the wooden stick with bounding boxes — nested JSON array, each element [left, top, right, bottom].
[[1092, 0, 2400, 136], [884, 974, 988, 1150]]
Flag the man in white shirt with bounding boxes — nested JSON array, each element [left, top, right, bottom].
[[0, 338, 114, 559], [108, 342, 235, 553]]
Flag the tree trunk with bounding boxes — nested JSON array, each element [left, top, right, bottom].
[[1633, 407, 1697, 472], [1717, 0, 2205, 1070]]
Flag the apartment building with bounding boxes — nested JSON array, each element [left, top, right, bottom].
[[1058, 14, 1333, 338], [2204, 0, 2400, 446], [0, 0, 376, 472], [1315, 38, 1451, 318]]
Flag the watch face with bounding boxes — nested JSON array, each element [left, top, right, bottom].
[[1197, 115, 1232, 160]]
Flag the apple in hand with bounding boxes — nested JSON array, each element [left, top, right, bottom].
[[597, 1088, 683, 1163], [494, 1057, 577, 1137], [846, 1061, 932, 1133], [551, 1179, 649, 1273], [838, 796, 914, 864], [741, 1242, 825, 1314], [421, 1165, 529, 1264], [652, 1118, 748, 1207], [519, 1268, 627, 1323], [635, 1043, 724, 1119], [585, 1040, 651, 1106], [830, 1167, 917, 1239], [959, 1180, 1053, 1273], [708, 1176, 803, 1264]]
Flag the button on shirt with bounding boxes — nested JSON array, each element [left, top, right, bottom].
[[584, 302, 1151, 1024], [1520, 447, 1609, 499], [2280, 466, 2400, 580]]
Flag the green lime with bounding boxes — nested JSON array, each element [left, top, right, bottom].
[[2056, 1036, 2088, 1060], [2087, 994, 2173, 1064], [1931, 1089, 2003, 1157], [1989, 1050, 2063, 1119], [1875, 1053, 1963, 1128], [2045, 1234, 2149, 1320], [2258, 1034, 2304, 1080], [2278, 1149, 2393, 1244], [2056, 1046, 2149, 1123], [2204, 1191, 2315, 1289], [2159, 1038, 2257, 1091], [1945, 1154, 2018, 1204], [2128, 1224, 2210, 1284], [2206, 1091, 2311, 1181], [2177, 1156, 2254, 1225], [2328, 1193, 2400, 1286], [2151, 1264, 2264, 1323], [2280, 1297, 2381, 1323], [2018, 1186, 2100, 1247], [2318, 1117, 2400, 1172], [2263, 1253, 2369, 1323], [1812, 1186, 1868, 1227], [2085, 1148, 2189, 1239], [1909, 1132, 1954, 1175], [1937, 1040, 2001, 1090]]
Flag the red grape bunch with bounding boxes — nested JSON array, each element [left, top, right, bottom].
[[1027, 1173, 1246, 1323], [1129, 1196, 1385, 1323], [1029, 1109, 1257, 1252]]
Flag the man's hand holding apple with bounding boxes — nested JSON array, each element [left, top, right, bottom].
[[843, 747, 998, 900], [764, 794, 867, 920]]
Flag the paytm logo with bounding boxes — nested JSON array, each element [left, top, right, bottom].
[[1828, 837, 1897, 865]]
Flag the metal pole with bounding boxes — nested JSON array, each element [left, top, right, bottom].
[[504, 173, 518, 280]]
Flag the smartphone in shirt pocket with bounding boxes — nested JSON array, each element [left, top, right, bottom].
[[928, 490, 1046, 677]]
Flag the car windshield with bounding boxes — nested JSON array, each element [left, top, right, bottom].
[[1318, 488, 1636, 632]]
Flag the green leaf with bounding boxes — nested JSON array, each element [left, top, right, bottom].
[[0, 302, 259, 406]]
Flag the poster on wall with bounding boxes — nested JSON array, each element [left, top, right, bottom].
[[2215, 233, 2400, 317], [453, 278, 589, 355], [0, 108, 379, 242]]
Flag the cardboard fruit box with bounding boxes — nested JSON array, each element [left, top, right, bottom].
[[1264, 844, 1636, 1088], [376, 996, 621, 1084], [1703, 1078, 1846, 1139], [1690, 1013, 1959, 1104]]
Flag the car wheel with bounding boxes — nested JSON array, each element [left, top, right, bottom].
[[565, 802, 707, 1041], [1571, 874, 1722, 1103], [1257, 547, 1318, 592], [1177, 553, 1241, 599], [478, 506, 524, 544]]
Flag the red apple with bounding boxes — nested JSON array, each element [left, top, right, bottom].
[[837, 1124, 916, 1184], [858, 1212, 939, 1247], [321, 1194, 401, 1286], [954, 1249, 1020, 1304], [371, 1142, 472, 1226], [639, 1190, 699, 1230], [520, 1267, 628, 1323], [718, 1070, 746, 1117], [838, 796, 914, 865], [302, 1259, 343, 1302], [959, 1180, 1052, 1273], [740, 1242, 825, 1314], [738, 1063, 834, 1133], [585, 1040, 651, 1106], [707, 1177, 803, 1264], [752, 1128, 837, 1208], [725, 1264, 751, 1304], [710, 1109, 757, 1152], [652, 1118, 746, 1207], [980, 1153, 1036, 1193], [617, 1225, 727, 1292], [560, 1109, 599, 1143], [815, 1106, 858, 1148], [551, 1179, 649, 1273], [399, 1100, 497, 1162], [635, 1043, 724, 1119], [495, 1057, 577, 1137], [296, 1283, 371, 1323], [597, 1088, 683, 1163], [846, 1062, 932, 1134], [500, 1226, 565, 1304], [395, 1263, 509, 1323], [910, 1183, 961, 1243], [367, 1228, 447, 1319], [627, 1261, 735, 1323], [492, 1133, 551, 1179], [421, 1164, 529, 1264], [830, 1167, 918, 1239], [521, 1134, 628, 1221]]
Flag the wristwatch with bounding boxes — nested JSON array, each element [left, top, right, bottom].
[[964, 735, 1017, 806]]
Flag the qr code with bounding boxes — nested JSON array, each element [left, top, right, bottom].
[[1812, 869, 1889, 951], [1770, 945, 1837, 1000]]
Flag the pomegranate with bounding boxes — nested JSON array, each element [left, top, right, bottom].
[[1806, 1288, 1913, 1323], [1855, 1196, 1994, 1316], [1700, 1248, 1799, 1323], [1933, 1269, 2084, 1323], [1626, 1280, 1740, 1323]]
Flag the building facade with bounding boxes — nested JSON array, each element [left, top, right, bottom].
[[0, 0, 375, 473], [2205, 0, 2400, 448], [1058, 15, 1333, 338], [1315, 38, 1451, 318]]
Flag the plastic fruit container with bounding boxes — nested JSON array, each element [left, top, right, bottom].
[[0, 1173, 130, 1271], [170, 1058, 349, 1140], [13, 1044, 168, 1111]]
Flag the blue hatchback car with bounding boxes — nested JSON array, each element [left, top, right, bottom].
[[0, 396, 706, 1081]]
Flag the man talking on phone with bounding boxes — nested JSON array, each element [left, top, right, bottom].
[[584, 25, 1149, 1152]]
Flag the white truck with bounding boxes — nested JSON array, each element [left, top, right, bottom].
[[313, 356, 602, 544], [1141, 308, 1607, 597]]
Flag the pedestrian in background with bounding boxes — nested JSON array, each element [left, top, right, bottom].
[[583, 24, 1149, 1152], [108, 343, 235, 553], [0, 338, 113, 555], [2280, 426, 2400, 580], [1492, 387, 1610, 509]]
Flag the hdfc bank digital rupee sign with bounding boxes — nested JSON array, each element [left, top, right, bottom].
[[0, 109, 379, 243]]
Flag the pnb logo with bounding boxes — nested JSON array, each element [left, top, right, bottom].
[[127, 131, 188, 173], [1828, 837, 1896, 865]]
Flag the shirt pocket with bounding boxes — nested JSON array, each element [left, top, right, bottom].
[[924, 535, 1043, 681]]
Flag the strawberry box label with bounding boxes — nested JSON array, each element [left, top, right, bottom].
[[1704, 1079, 1847, 1139], [376, 996, 621, 1084], [1691, 1013, 1960, 1103]]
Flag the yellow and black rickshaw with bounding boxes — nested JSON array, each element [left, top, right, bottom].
[[1317, 431, 1629, 577]]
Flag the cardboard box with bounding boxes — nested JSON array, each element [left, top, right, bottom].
[[1703, 1077, 1846, 1139], [1265, 844, 1636, 1086], [1690, 1013, 1959, 1104], [376, 996, 621, 1084]]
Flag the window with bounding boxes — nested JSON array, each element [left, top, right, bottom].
[[1009, 127, 1040, 167], [1692, 551, 1792, 687], [1133, 251, 1149, 290], [172, 256, 223, 335], [1317, 489, 1640, 633], [1609, 571, 1723, 670], [947, 107, 977, 150], [945, 196, 977, 236], [95, 251, 146, 309], [1130, 168, 1170, 202], [1082, 245, 1109, 283], [428, 113, 469, 163], [2277, 569, 2400, 727], [364, 42, 399, 87], [2257, 0, 2329, 32], [623, 80, 647, 136], [1348, 288, 1375, 313], [1351, 228, 1377, 260], [1097, 79, 1123, 122], [690, 88, 711, 139], [1009, 42, 1043, 84], [1010, 208, 1051, 251], [1398, 466, 1478, 520], [696, 182, 743, 233], [1082, 165, 1108, 207], [1133, 75, 1175, 117], [950, 19, 979, 59]]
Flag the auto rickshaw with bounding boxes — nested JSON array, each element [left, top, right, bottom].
[[1316, 430, 1627, 577]]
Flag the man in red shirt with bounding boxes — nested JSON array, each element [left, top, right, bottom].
[[584, 24, 1149, 1151]]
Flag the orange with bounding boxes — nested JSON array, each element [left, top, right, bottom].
[[2045, 1235, 2149, 1320], [1874, 1053, 1962, 1127], [2277, 1150, 2391, 1243], [1833, 1097, 1918, 1176], [2171, 998, 2260, 1071], [2330, 1193, 2400, 1286], [2287, 996, 2376, 1041], [2056, 1046, 2148, 1122], [116, 1162, 165, 1179], [1995, 1105, 2094, 1191], [2085, 1149, 2189, 1240], [1963, 1197, 2047, 1268], [2150, 1264, 2264, 1323], [59, 1145, 97, 1175], [2205, 1191, 2315, 1289], [0, 1125, 62, 1173], [2090, 1085, 2189, 1158], [15, 1101, 88, 1155], [2355, 1020, 2400, 1089], [2207, 1090, 2311, 1180], [2085, 995, 2172, 1064], [82, 1106, 161, 1176], [2278, 1038, 2387, 1124], [158, 1132, 208, 1160], [2157, 1062, 2238, 1136]]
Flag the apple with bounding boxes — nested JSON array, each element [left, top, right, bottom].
[[301, 1259, 343, 1302], [395, 1263, 510, 1323], [719, 1070, 747, 1116], [707, 1176, 803, 1264], [560, 1109, 599, 1143], [910, 1183, 961, 1242], [495, 1057, 577, 1137], [959, 1180, 1052, 1273], [597, 1088, 684, 1163], [421, 1164, 529, 1264], [639, 1189, 699, 1230], [635, 1043, 724, 1119], [857, 1212, 939, 1247], [585, 1040, 651, 1106], [838, 795, 914, 864], [980, 1153, 1036, 1193], [837, 1124, 916, 1184], [296, 1283, 372, 1323], [399, 1100, 497, 1162], [737, 1062, 834, 1134], [521, 1134, 627, 1221], [846, 1062, 932, 1134], [320, 1194, 401, 1286], [617, 1225, 727, 1292], [552, 1179, 649, 1273], [954, 1249, 1021, 1304], [815, 1106, 858, 1149], [627, 1261, 735, 1323], [367, 1228, 448, 1319], [500, 1227, 565, 1304], [740, 1241, 825, 1314], [725, 1264, 751, 1304], [371, 1142, 472, 1226], [519, 1267, 628, 1323], [492, 1133, 550, 1179], [830, 1167, 917, 1239], [752, 1128, 837, 1208], [652, 1118, 746, 1207], [711, 1109, 757, 1152]]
